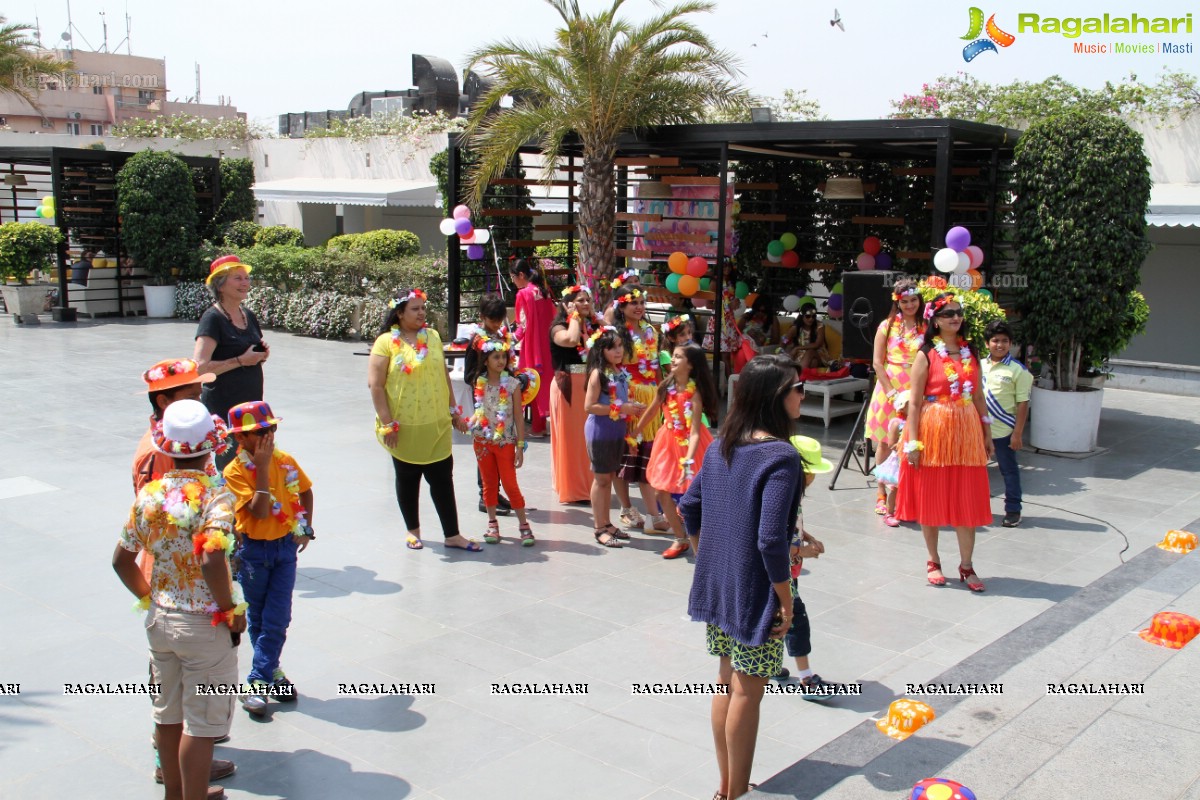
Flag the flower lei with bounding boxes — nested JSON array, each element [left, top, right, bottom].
[[890, 314, 923, 362], [235, 450, 310, 540], [605, 368, 626, 421], [152, 417, 230, 458], [664, 379, 696, 448], [390, 288, 426, 309], [892, 287, 919, 301], [623, 320, 658, 383], [661, 314, 690, 338], [390, 325, 429, 374], [572, 314, 604, 359], [469, 375, 511, 443], [143, 471, 225, 532], [585, 325, 615, 352], [561, 284, 588, 298], [144, 359, 198, 384], [207, 584, 247, 628], [932, 337, 974, 403]]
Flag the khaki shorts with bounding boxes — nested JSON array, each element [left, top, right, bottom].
[[146, 605, 238, 738], [706, 624, 784, 679]]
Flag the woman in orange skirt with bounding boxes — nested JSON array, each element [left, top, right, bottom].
[[548, 286, 604, 503], [896, 292, 994, 591]]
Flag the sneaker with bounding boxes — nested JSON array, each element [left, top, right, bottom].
[[1002, 512, 1021, 528], [618, 508, 645, 529], [271, 669, 297, 703], [242, 681, 269, 715], [799, 674, 846, 702], [883, 514, 900, 528], [478, 499, 513, 516], [772, 667, 791, 681]]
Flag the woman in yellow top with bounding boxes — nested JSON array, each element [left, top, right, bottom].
[[368, 289, 480, 552]]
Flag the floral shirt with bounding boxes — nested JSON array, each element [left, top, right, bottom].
[[119, 470, 237, 614], [471, 375, 521, 445]]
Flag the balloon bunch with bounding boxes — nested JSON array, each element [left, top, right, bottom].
[[825, 281, 844, 319], [781, 292, 815, 313], [34, 195, 56, 219], [766, 232, 800, 268], [439, 205, 491, 260], [932, 226, 984, 291], [856, 236, 893, 271], [665, 251, 709, 297]]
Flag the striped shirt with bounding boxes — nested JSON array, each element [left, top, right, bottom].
[[982, 354, 1032, 439]]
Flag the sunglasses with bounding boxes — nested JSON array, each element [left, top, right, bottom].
[[248, 425, 277, 437], [936, 309, 965, 318], [791, 381, 806, 394]]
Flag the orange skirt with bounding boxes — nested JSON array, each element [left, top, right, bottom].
[[895, 399, 992, 527], [645, 423, 713, 495], [550, 372, 594, 503]]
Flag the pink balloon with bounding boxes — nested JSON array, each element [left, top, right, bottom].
[[452, 204, 472, 220], [856, 252, 876, 271], [966, 245, 984, 269]]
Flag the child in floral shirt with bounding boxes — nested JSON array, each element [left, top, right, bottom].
[[222, 400, 314, 715]]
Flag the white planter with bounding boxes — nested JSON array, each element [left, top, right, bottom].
[[1030, 385, 1104, 454], [1, 283, 53, 324], [143, 284, 177, 318]]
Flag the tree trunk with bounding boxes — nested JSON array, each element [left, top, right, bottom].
[[577, 142, 617, 305]]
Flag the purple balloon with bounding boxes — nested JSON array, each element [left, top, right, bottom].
[[875, 252, 893, 270], [466, 244, 485, 260], [454, 218, 474, 237], [827, 294, 844, 312], [945, 226, 971, 252]]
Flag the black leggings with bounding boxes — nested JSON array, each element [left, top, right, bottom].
[[391, 455, 459, 539]]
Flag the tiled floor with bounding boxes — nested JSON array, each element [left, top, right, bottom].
[[1, 318, 1197, 799]]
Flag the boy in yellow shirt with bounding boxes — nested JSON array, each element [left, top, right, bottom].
[[222, 401, 315, 715]]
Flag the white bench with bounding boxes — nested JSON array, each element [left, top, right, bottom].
[[800, 377, 869, 428]]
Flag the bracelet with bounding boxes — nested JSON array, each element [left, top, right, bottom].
[[449, 405, 462, 417], [903, 440, 925, 453], [979, 414, 994, 424], [517, 440, 527, 452], [887, 388, 897, 398], [132, 594, 151, 612], [236, 355, 243, 367], [377, 420, 400, 435], [210, 602, 248, 628]]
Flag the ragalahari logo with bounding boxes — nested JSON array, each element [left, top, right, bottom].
[[961, 8, 1016, 61]]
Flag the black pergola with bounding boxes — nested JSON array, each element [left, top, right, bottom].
[[447, 117, 1021, 354], [0, 146, 221, 321]]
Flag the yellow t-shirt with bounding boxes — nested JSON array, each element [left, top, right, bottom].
[[370, 327, 453, 464], [223, 449, 313, 540]]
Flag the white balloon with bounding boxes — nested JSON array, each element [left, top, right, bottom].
[[933, 247, 960, 274], [954, 252, 971, 274], [438, 218, 457, 236], [473, 228, 491, 244], [782, 294, 802, 312], [767, 253, 782, 263]]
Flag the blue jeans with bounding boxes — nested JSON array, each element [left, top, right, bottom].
[[993, 434, 1022, 513], [237, 535, 298, 684]]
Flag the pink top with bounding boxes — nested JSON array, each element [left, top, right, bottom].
[[513, 284, 556, 416]]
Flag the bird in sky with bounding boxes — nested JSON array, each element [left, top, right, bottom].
[[831, 9, 845, 31]]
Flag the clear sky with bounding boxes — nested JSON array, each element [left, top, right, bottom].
[[15, 0, 1199, 126]]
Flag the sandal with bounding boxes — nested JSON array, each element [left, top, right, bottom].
[[875, 498, 887, 515], [594, 527, 624, 548], [959, 564, 986, 592], [662, 540, 690, 559], [927, 560, 946, 587], [405, 534, 424, 550], [618, 508, 645, 529], [604, 522, 630, 540], [483, 520, 501, 545], [518, 523, 535, 547]]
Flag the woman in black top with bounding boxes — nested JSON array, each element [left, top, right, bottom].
[[193, 256, 269, 467]]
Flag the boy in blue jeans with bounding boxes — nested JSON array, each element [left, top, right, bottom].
[[223, 400, 315, 715], [981, 321, 1032, 528]]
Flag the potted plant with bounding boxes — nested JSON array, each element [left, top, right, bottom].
[[1014, 111, 1151, 453], [0, 221, 64, 324], [116, 150, 199, 317]]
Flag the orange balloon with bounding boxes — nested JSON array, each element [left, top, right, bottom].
[[677, 274, 700, 296], [668, 252, 688, 275], [967, 268, 983, 289]]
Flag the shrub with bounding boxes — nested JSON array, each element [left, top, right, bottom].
[[174, 281, 211, 320], [219, 220, 260, 249], [216, 158, 256, 226], [116, 150, 199, 285], [1081, 289, 1149, 371], [254, 225, 305, 248], [327, 229, 421, 261], [0, 222, 63, 283], [917, 281, 1007, 356]]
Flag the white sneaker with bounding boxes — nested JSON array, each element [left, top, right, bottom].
[[241, 684, 268, 716]]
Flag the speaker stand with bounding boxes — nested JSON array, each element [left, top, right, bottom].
[[829, 372, 876, 490]]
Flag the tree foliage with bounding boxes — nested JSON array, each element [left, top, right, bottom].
[[1013, 111, 1151, 390], [463, 0, 746, 290], [111, 113, 268, 141], [115, 150, 200, 285], [0, 17, 72, 110], [0, 221, 63, 282], [704, 88, 825, 123], [254, 225, 305, 248], [216, 158, 256, 227]]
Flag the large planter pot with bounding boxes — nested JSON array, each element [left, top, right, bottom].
[[143, 284, 177, 318], [1, 283, 53, 324], [1030, 385, 1104, 454]]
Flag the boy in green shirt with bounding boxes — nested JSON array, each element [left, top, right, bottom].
[[981, 320, 1032, 527]]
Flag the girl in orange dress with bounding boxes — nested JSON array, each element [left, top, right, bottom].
[[637, 344, 718, 559], [548, 286, 604, 503], [895, 292, 994, 591], [865, 278, 925, 514]]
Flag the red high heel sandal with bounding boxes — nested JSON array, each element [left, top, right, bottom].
[[959, 564, 985, 592], [926, 561, 946, 587]]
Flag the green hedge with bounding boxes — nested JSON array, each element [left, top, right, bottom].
[[254, 225, 305, 248], [327, 229, 420, 261]]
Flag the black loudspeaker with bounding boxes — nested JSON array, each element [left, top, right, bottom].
[[841, 271, 898, 362]]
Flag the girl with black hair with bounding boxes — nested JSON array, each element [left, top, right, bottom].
[[510, 258, 556, 436], [548, 286, 604, 503]]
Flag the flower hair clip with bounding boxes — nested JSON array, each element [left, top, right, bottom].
[[661, 314, 690, 336], [893, 288, 919, 301], [585, 326, 617, 350], [476, 336, 511, 354], [561, 284, 588, 298], [390, 289, 427, 309], [923, 294, 958, 321]]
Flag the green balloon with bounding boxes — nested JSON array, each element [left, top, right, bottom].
[[831, 282, 843, 295], [798, 296, 817, 309], [734, 281, 750, 299], [780, 232, 797, 251], [34, 205, 45, 217], [699, 277, 711, 291], [665, 273, 682, 293], [767, 240, 785, 257], [977, 289, 993, 300]]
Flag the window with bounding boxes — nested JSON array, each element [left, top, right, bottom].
[[41, 119, 54, 129], [90, 124, 103, 136], [138, 89, 155, 103], [93, 85, 104, 95], [0, 116, 7, 126], [66, 122, 81, 135]]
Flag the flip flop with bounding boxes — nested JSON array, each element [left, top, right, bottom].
[[405, 534, 424, 550], [446, 539, 483, 552]]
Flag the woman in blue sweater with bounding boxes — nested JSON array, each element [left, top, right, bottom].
[[679, 353, 806, 800]]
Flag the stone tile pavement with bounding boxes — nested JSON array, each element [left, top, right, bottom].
[[1, 318, 1197, 799]]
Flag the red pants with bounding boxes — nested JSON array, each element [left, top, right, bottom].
[[474, 441, 526, 510]]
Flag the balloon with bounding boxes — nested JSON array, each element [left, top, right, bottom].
[[862, 236, 882, 256], [977, 288, 993, 300], [452, 204, 472, 220], [439, 218, 457, 236], [954, 252, 971, 274], [734, 281, 750, 299], [781, 251, 800, 268], [678, 275, 700, 296], [460, 231, 476, 245], [474, 228, 491, 244], [967, 268, 983, 289], [466, 244, 485, 260], [766, 253, 782, 264], [665, 273, 682, 293], [782, 295, 801, 312], [831, 282, 843, 295], [925, 275, 948, 289], [767, 240, 785, 258], [668, 252, 688, 275], [933, 247, 960, 273], [686, 256, 708, 278], [699, 277, 711, 291], [965, 245, 984, 269], [780, 232, 797, 251], [875, 252, 893, 270], [42, 195, 55, 207], [454, 218, 474, 237], [34, 205, 47, 217], [857, 252, 876, 271], [827, 294, 844, 312], [798, 296, 817, 309], [945, 225, 971, 251]]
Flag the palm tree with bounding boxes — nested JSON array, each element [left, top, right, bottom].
[[0, 17, 72, 110], [464, 0, 746, 288]]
